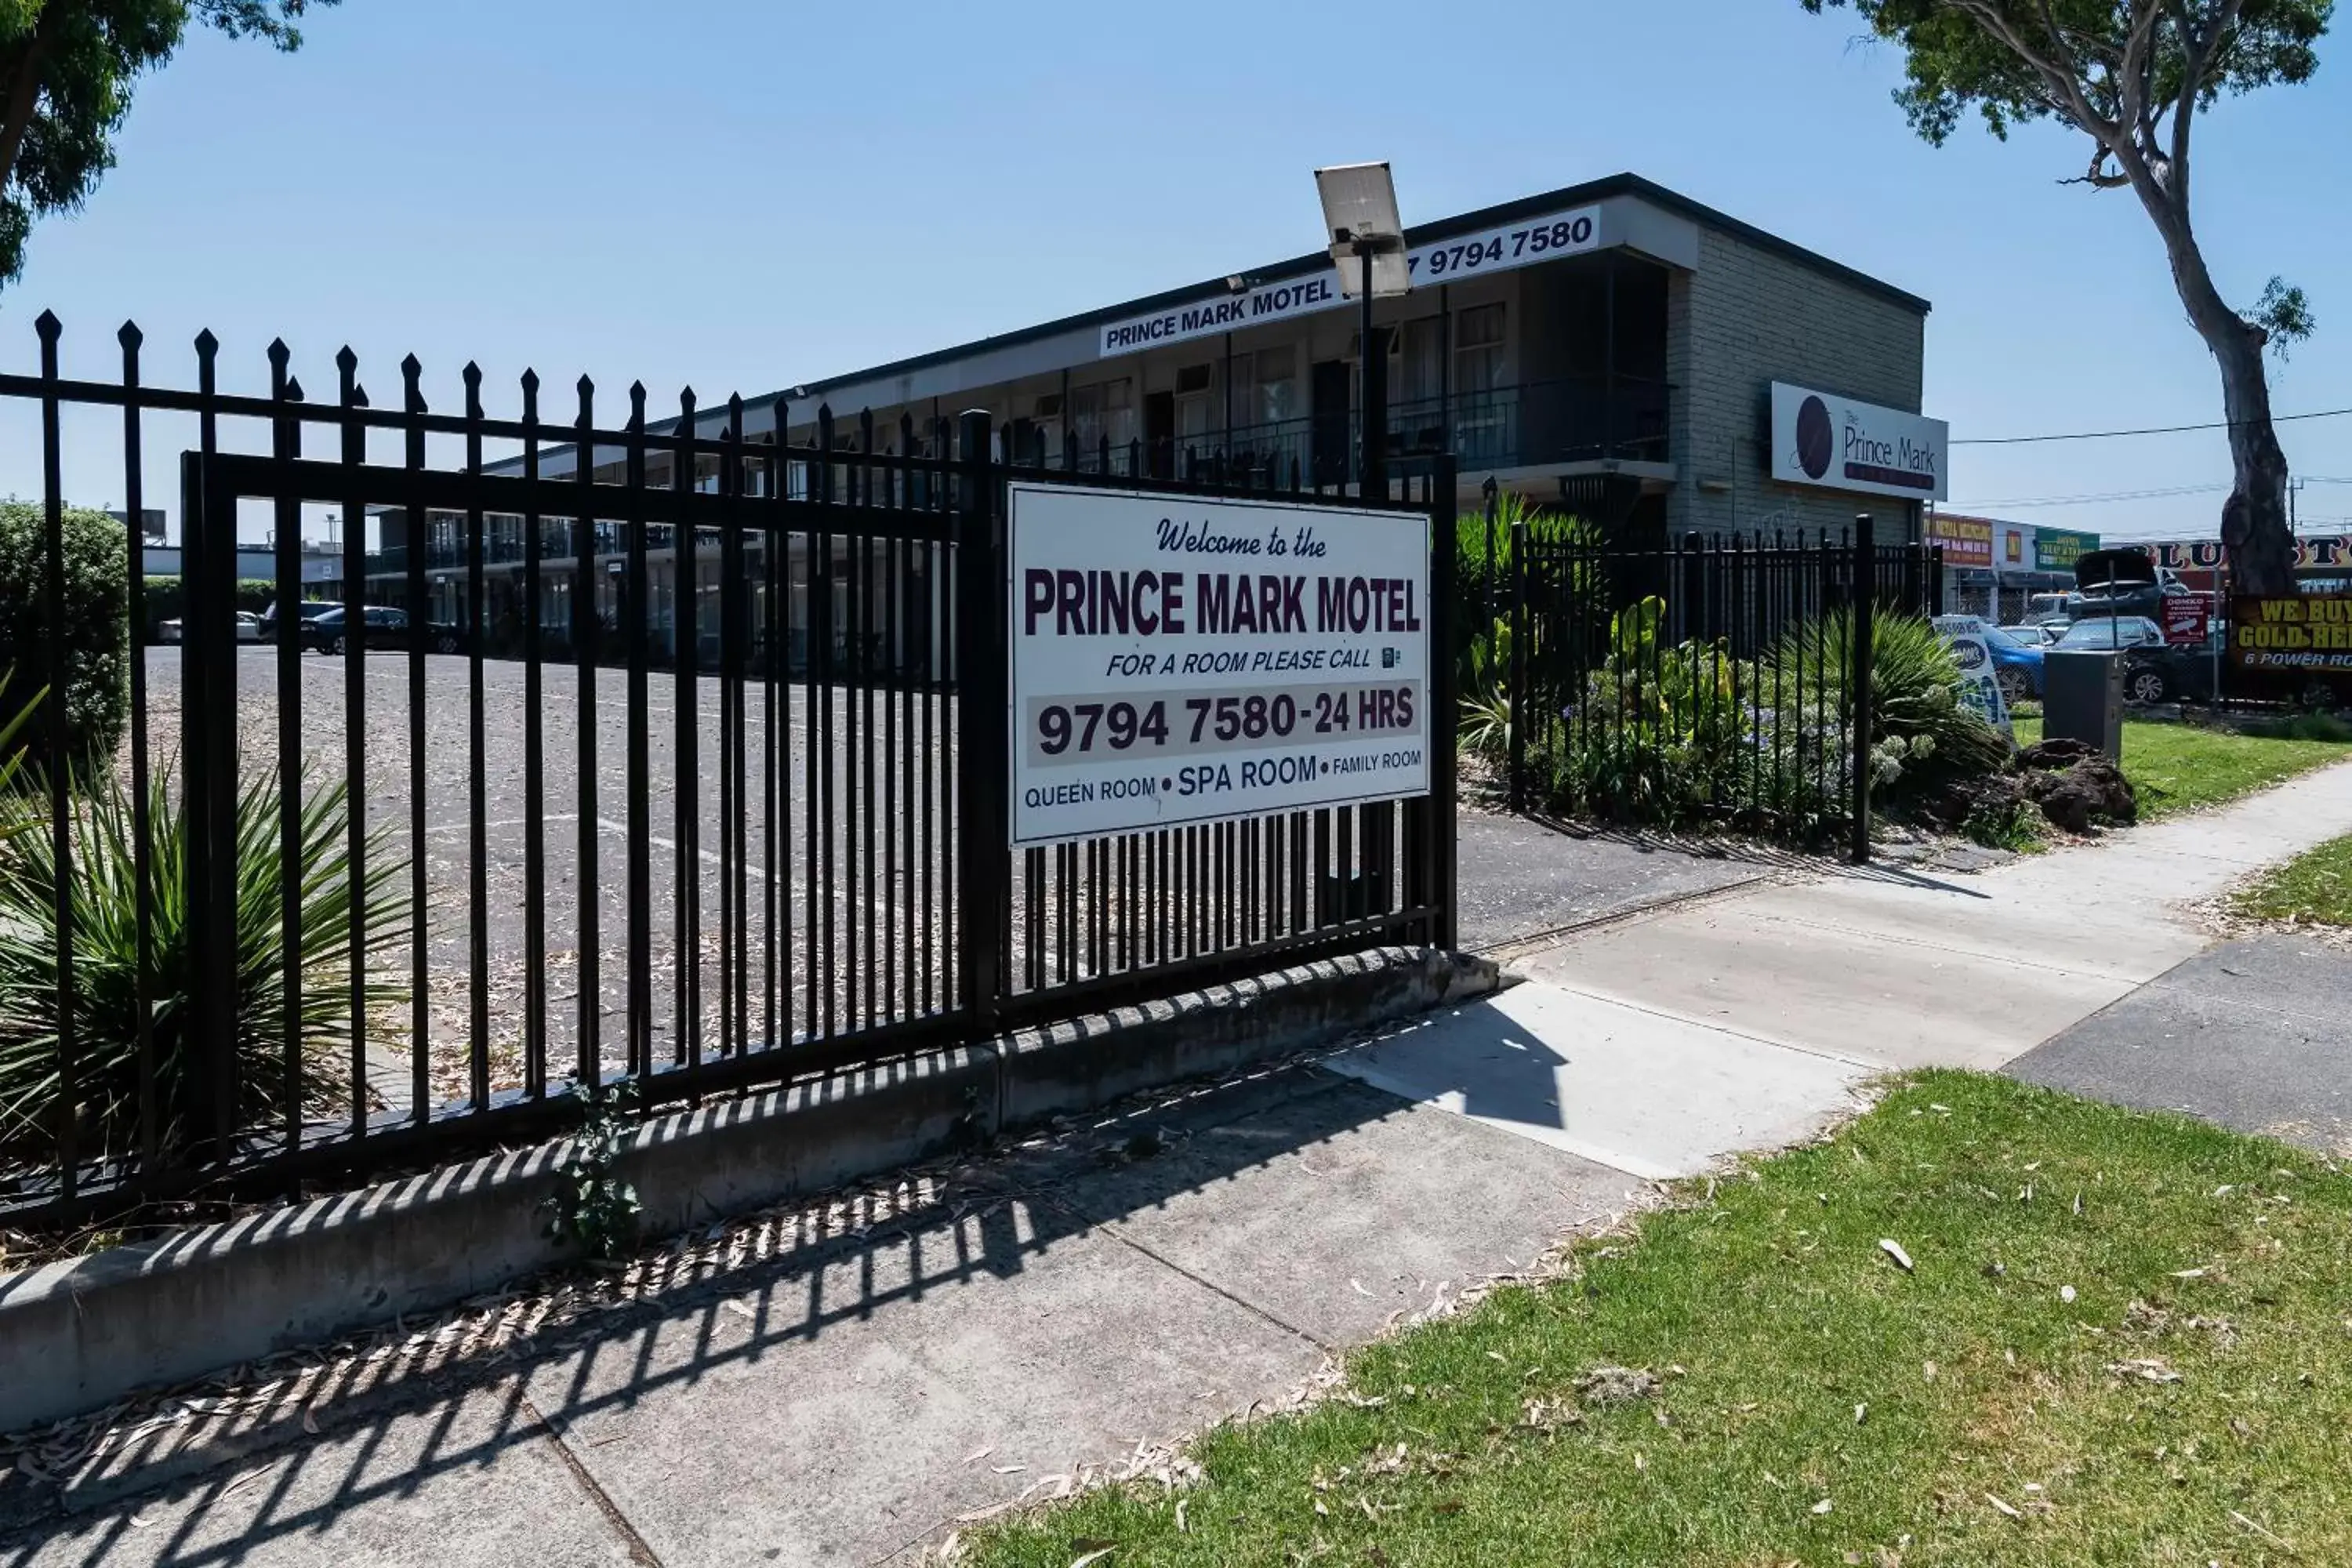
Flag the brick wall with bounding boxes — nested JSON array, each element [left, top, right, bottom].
[[1667, 225, 1927, 543]]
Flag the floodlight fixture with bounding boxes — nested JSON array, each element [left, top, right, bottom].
[[1316, 162, 1411, 299]]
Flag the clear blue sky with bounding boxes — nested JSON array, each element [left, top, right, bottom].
[[8, 0, 2348, 542]]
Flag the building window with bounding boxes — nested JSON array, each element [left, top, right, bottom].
[[1454, 303, 1505, 395], [1071, 377, 1134, 452], [1238, 347, 1297, 426], [1031, 391, 1065, 462], [1176, 362, 1218, 441], [1399, 317, 1444, 405]]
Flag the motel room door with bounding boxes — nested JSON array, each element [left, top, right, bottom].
[[1145, 390, 1175, 478], [1310, 359, 1351, 488]]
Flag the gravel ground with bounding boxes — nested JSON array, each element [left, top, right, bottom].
[[133, 648, 964, 1112], [126, 650, 1392, 1120]]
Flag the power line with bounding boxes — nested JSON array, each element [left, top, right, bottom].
[[1951, 406, 2352, 445], [1947, 474, 2352, 511], [1944, 483, 2230, 509]]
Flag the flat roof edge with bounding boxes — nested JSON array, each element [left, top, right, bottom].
[[771, 172, 1929, 408]]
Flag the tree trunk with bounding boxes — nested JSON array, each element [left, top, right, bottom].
[[2132, 177, 2299, 596], [2207, 324, 2298, 597]]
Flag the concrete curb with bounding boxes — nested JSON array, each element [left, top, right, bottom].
[[0, 945, 1497, 1436]]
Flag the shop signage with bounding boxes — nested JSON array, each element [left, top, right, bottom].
[[1097, 205, 1602, 357], [1007, 483, 1431, 846], [2228, 594, 2352, 673], [1925, 513, 1993, 569], [1769, 383, 1949, 503], [2152, 535, 2352, 573], [2034, 528, 2099, 572]]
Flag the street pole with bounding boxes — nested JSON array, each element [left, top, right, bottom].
[[1357, 242, 1385, 499]]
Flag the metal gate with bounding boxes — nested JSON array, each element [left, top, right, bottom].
[[0, 317, 1454, 1225]]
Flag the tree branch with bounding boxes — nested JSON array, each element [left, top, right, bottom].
[[0, 12, 53, 205], [1951, 0, 2120, 138], [2060, 145, 2133, 188], [2169, 0, 2247, 206]]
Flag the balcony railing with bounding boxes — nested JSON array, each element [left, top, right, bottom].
[[351, 374, 1675, 579], [365, 518, 684, 577], [1019, 374, 1672, 490]]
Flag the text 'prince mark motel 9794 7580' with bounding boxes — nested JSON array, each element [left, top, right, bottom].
[[1007, 484, 1432, 848]]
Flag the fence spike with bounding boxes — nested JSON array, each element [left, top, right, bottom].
[[34, 307, 59, 340], [118, 319, 143, 351], [194, 327, 219, 360], [267, 337, 291, 370]]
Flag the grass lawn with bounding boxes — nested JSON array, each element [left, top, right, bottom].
[[961, 1073, 2352, 1567], [2012, 714, 2352, 819], [2232, 834, 2352, 929]]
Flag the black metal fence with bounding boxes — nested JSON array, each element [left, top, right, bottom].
[[0, 314, 1454, 1227], [1492, 510, 1941, 858]]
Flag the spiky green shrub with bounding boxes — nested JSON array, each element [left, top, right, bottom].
[[0, 768, 410, 1165], [1769, 609, 2012, 797], [1458, 615, 1514, 759], [0, 669, 38, 850], [1454, 494, 1598, 669]]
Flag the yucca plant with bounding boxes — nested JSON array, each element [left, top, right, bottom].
[[0, 668, 39, 849], [0, 766, 410, 1165], [1770, 610, 2013, 794], [1458, 615, 1514, 758]]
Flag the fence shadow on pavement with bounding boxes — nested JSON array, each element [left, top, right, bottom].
[[1515, 810, 1997, 899], [1, 1058, 1415, 1568]]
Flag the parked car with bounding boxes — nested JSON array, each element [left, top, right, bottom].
[[156, 612, 263, 644], [1982, 625, 2048, 702], [2052, 615, 2167, 652], [1935, 615, 2045, 704], [303, 604, 467, 655], [2023, 592, 2072, 626], [259, 600, 342, 643], [2063, 546, 2193, 623], [2002, 622, 2067, 647], [2122, 625, 2229, 706]]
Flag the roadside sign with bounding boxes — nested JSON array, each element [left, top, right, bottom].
[[1007, 483, 1432, 847], [1932, 615, 2013, 736], [2162, 596, 2210, 646], [2228, 593, 2352, 675]]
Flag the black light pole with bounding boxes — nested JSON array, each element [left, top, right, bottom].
[[1316, 164, 1406, 500], [1356, 240, 1385, 499]]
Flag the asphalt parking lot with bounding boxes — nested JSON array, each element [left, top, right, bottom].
[[137, 647, 962, 1109], [132, 649, 1408, 1114]]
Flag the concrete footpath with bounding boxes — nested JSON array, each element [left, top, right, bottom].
[[1345, 757, 2352, 1181], [9, 763, 2351, 1567]]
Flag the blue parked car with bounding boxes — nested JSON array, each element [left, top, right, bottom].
[[1937, 615, 2045, 703], [1982, 624, 2047, 702]]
